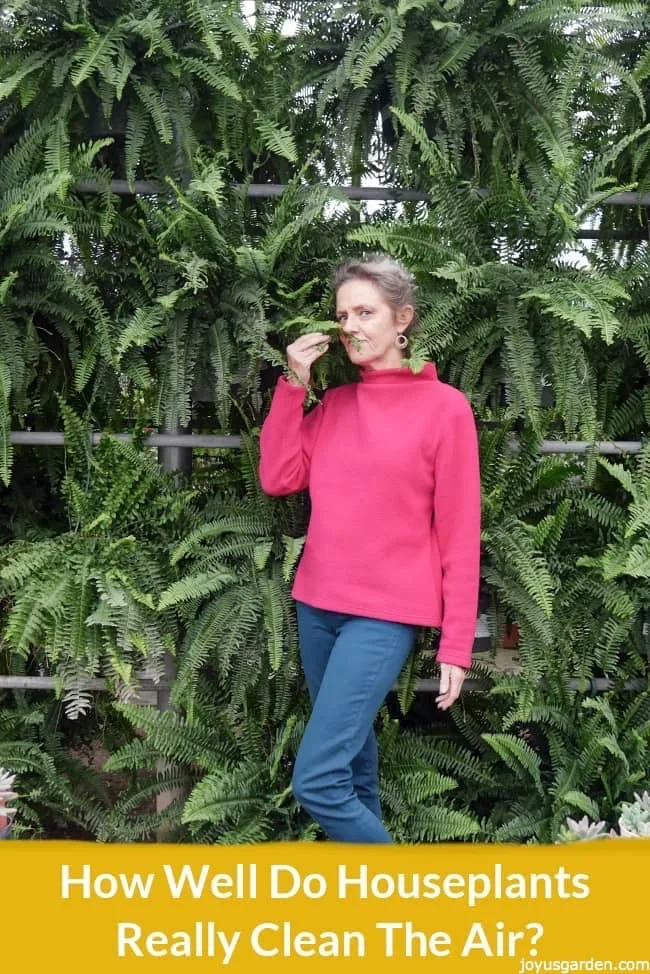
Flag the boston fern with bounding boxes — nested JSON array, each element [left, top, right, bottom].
[[0, 0, 648, 845], [375, 712, 485, 844], [0, 411, 197, 718], [97, 683, 320, 844], [0, 120, 117, 485], [573, 442, 650, 683], [477, 675, 650, 843], [0, 1, 350, 459], [0, 692, 115, 838], [476, 414, 650, 697], [86, 428, 329, 843], [158, 429, 308, 723], [577, 444, 650, 599], [345, 86, 647, 444], [374, 665, 650, 846], [0, 0, 257, 188]]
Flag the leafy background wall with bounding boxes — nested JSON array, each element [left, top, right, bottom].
[[0, 0, 649, 843]]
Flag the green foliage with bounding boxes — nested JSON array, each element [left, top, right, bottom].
[[99, 686, 319, 843], [0, 0, 649, 845], [0, 692, 113, 838], [0, 431, 196, 717], [160, 429, 307, 722], [380, 666, 650, 845], [577, 445, 650, 599]]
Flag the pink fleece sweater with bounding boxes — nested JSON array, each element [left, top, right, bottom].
[[258, 361, 482, 668]]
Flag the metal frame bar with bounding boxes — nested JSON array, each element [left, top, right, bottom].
[[0, 674, 644, 694], [70, 181, 650, 242], [9, 431, 241, 448], [9, 431, 647, 453], [0, 676, 160, 691], [73, 180, 650, 207]]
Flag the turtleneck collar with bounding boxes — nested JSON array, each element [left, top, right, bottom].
[[359, 361, 438, 383]]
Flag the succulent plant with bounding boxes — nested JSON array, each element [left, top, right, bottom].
[[618, 791, 650, 838], [0, 768, 18, 826], [558, 792, 650, 842], [557, 815, 616, 843]]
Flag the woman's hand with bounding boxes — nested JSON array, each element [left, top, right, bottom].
[[286, 332, 331, 387], [436, 662, 466, 710]]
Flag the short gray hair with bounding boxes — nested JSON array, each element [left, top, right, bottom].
[[332, 253, 419, 333]]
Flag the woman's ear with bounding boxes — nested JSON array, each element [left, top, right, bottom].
[[396, 304, 414, 329]]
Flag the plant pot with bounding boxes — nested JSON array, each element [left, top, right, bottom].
[[503, 622, 520, 649]]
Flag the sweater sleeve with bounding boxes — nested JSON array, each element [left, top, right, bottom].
[[432, 396, 482, 669], [258, 375, 326, 495]]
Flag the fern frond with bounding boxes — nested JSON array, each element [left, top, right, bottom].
[[482, 733, 544, 795]]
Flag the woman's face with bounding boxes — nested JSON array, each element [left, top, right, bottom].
[[335, 278, 413, 370]]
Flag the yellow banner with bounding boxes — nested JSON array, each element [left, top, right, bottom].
[[3, 839, 649, 971]]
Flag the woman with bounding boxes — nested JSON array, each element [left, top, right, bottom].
[[258, 254, 481, 844]]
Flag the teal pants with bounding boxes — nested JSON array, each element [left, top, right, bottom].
[[292, 600, 418, 843]]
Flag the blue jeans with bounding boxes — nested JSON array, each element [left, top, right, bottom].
[[292, 600, 418, 844]]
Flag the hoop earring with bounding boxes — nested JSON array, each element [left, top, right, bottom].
[[396, 332, 408, 349]]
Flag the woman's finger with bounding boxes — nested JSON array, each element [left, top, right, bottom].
[[300, 333, 330, 348]]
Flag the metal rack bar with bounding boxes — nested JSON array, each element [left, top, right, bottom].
[[8, 431, 646, 453], [0, 674, 644, 694], [72, 180, 650, 207]]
